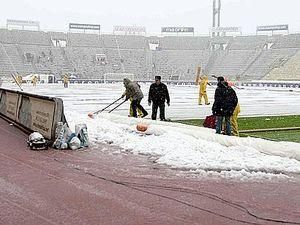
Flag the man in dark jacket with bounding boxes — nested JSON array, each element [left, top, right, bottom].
[[148, 76, 170, 121], [212, 77, 238, 135], [122, 78, 148, 118]]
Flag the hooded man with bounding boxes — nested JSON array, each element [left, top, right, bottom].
[[122, 78, 148, 118], [148, 76, 170, 121]]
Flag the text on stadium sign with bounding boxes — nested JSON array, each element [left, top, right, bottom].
[[69, 23, 101, 31], [161, 27, 194, 33], [257, 25, 289, 32]]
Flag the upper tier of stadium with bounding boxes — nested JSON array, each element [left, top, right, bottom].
[[0, 28, 300, 81]]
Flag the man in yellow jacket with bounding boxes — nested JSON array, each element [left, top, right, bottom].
[[63, 75, 69, 88], [223, 80, 241, 136], [16, 75, 23, 87], [198, 75, 210, 105], [32, 75, 38, 87]]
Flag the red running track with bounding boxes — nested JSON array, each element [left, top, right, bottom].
[[0, 118, 300, 225]]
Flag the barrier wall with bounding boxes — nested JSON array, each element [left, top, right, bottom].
[[0, 88, 67, 141], [241, 81, 300, 88]]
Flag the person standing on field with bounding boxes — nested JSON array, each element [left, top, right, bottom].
[[223, 81, 240, 136], [195, 67, 210, 105], [231, 103, 241, 136], [63, 75, 69, 88], [198, 75, 210, 105], [148, 76, 170, 121], [32, 75, 38, 87], [212, 77, 238, 135]]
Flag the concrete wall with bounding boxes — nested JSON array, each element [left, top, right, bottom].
[[0, 88, 67, 141]]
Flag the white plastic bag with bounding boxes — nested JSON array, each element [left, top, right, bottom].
[[75, 124, 89, 147], [53, 123, 72, 149], [69, 137, 81, 150]]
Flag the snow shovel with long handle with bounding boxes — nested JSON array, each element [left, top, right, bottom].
[[108, 99, 127, 113], [11, 74, 23, 91], [88, 96, 123, 118]]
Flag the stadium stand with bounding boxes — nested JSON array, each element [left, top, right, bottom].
[[229, 35, 268, 50], [159, 36, 210, 50], [0, 28, 300, 81], [11, 30, 51, 46], [102, 35, 118, 48], [67, 33, 103, 47], [242, 48, 299, 80], [115, 35, 148, 49], [49, 31, 67, 40], [0, 29, 14, 44], [272, 34, 300, 49], [264, 50, 300, 80], [153, 50, 210, 80], [207, 49, 260, 80]]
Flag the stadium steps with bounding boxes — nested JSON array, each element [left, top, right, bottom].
[[264, 50, 300, 80]]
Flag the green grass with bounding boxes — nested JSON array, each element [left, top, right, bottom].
[[242, 130, 300, 143], [237, 115, 300, 130], [175, 115, 300, 143]]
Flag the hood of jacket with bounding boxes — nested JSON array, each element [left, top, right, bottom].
[[217, 81, 226, 88], [123, 78, 131, 87]]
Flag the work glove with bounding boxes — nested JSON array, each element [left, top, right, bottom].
[[125, 97, 129, 101], [121, 94, 125, 98], [148, 101, 151, 106], [167, 102, 170, 106]]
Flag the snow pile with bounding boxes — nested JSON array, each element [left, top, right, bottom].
[[67, 112, 300, 178]]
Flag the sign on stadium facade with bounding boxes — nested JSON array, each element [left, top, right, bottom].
[[257, 24, 289, 32], [210, 26, 241, 33], [113, 26, 146, 35], [210, 26, 242, 37], [6, 19, 40, 30], [69, 23, 101, 31], [161, 27, 194, 33]]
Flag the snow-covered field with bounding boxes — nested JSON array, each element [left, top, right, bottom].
[[3, 82, 300, 119], [2, 82, 300, 179]]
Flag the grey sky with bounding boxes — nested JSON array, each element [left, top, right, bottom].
[[1, 0, 300, 35]]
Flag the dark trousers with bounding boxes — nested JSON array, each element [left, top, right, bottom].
[[151, 102, 165, 120], [216, 115, 231, 135], [131, 99, 147, 118]]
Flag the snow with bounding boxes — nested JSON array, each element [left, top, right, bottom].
[[3, 82, 300, 119], [66, 113, 300, 179], [2, 82, 300, 179]]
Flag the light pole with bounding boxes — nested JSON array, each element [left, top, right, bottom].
[[212, 0, 221, 37]]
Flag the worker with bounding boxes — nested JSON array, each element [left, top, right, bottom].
[[63, 75, 69, 88], [32, 75, 38, 87], [16, 75, 23, 87], [123, 86, 143, 117], [198, 75, 210, 105], [230, 103, 241, 136]]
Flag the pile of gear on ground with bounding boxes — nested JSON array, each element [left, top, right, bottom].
[[27, 122, 89, 150]]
